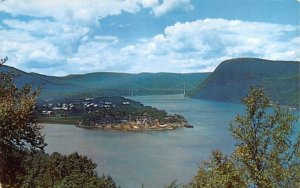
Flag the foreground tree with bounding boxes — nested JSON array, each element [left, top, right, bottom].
[[0, 58, 45, 185], [22, 152, 117, 188], [189, 150, 246, 188], [0, 60, 117, 187], [229, 86, 299, 187], [189, 86, 299, 188]]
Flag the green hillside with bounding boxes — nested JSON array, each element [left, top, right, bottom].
[[192, 58, 300, 107], [0, 65, 209, 100]]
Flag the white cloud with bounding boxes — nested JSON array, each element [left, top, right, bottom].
[[1, 17, 90, 70], [114, 19, 299, 73], [94, 36, 119, 44], [3, 19, 66, 37], [0, 29, 64, 69], [64, 19, 299, 74], [152, 0, 194, 17], [138, 0, 159, 8], [0, 0, 193, 23], [1, 8, 299, 75], [0, 0, 144, 26]]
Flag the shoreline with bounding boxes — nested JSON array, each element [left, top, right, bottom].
[[38, 112, 192, 131], [40, 122, 192, 131], [75, 123, 186, 132], [39, 122, 75, 126], [75, 120, 192, 131]]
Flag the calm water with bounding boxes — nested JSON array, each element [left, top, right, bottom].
[[42, 95, 249, 187]]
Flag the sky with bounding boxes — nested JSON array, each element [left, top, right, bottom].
[[0, 0, 299, 76]]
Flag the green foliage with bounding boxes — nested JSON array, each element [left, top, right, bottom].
[[193, 58, 300, 107], [81, 101, 170, 126], [229, 86, 299, 187], [189, 150, 246, 188], [165, 180, 181, 188], [190, 86, 299, 188], [0, 65, 209, 99], [38, 116, 82, 125], [21, 152, 117, 188], [0, 61, 46, 185], [1, 61, 117, 187]]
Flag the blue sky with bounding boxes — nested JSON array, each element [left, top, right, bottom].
[[0, 0, 299, 75]]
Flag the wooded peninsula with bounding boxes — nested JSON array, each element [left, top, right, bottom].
[[37, 96, 191, 131]]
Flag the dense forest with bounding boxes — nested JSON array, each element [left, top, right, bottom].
[[0, 65, 209, 100], [193, 58, 300, 107]]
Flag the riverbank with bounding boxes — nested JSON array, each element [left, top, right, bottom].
[[39, 116, 192, 131], [75, 122, 189, 132], [38, 116, 81, 125]]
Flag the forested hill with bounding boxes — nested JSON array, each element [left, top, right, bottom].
[[0, 65, 210, 99], [192, 58, 300, 107]]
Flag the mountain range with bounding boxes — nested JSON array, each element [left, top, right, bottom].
[[1, 58, 299, 107], [192, 58, 300, 107], [0, 65, 209, 100]]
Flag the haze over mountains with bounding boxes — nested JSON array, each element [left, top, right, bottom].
[[1, 58, 299, 107], [0, 65, 209, 99], [192, 58, 300, 107]]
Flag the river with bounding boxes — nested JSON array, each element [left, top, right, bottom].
[[41, 95, 250, 187]]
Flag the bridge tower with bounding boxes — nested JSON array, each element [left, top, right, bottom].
[[183, 82, 186, 96]]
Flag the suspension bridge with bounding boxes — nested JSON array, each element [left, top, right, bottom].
[[39, 82, 198, 98], [128, 82, 196, 96]]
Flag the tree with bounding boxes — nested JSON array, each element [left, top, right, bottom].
[[0, 58, 46, 185], [21, 152, 117, 188], [0, 60, 117, 187], [189, 150, 246, 188], [190, 86, 299, 188], [229, 86, 299, 187]]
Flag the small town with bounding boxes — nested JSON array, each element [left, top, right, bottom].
[[37, 96, 191, 131], [38, 97, 129, 117]]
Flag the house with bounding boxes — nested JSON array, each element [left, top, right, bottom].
[[52, 107, 61, 110], [42, 111, 53, 116], [62, 104, 68, 110]]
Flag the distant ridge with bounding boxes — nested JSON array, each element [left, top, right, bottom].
[[192, 58, 300, 107], [0, 65, 210, 100]]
